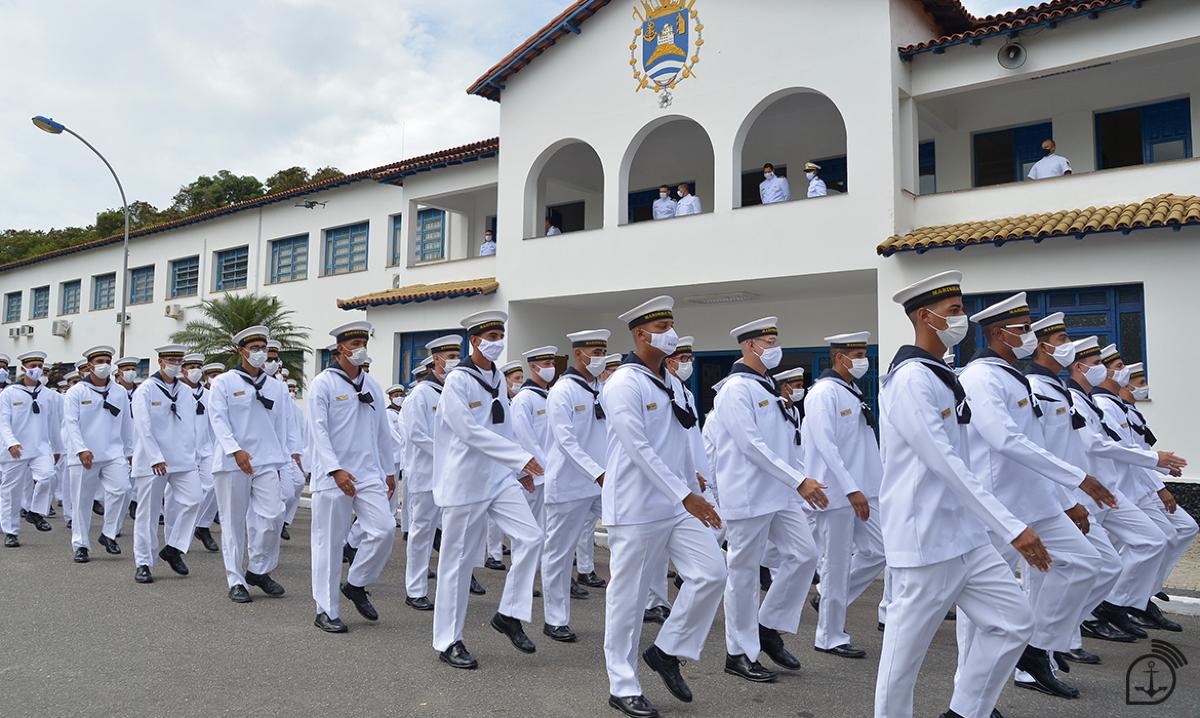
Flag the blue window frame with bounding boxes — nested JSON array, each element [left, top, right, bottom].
[[4, 291, 21, 323], [60, 280, 80, 315], [958, 284, 1145, 366], [919, 141, 936, 194], [169, 256, 199, 298], [1096, 98, 1192, 170], [30, 286, 49, 319], [389, 215, 404, 266], [398, 329, 466, 385], [323, 222, 368, 275], [319, 349, 334, 370], [92, 273, 115, 310], [972, 121, 1052, 187], [628, 181, 695, 224], [214, 246, 249, 291], [269, 235, 308, 284], [812, 155, 847, 194], [127, 265, 154, 305], [415, 209, 445, 263]]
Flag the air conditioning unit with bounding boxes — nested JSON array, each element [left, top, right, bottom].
[[116, 311, 130, 325], [17, 325, 33, 336], [7, 328, 17, 338], [164, 304, 184, 320], [51, 320, 72, 337]]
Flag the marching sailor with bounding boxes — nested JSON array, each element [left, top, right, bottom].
[[511, 345, 559, 534], [115, 356, 140, 520], [346, 383, 406, 550], [483, 359, 528, 569], [0, 351, 60, 544], [175, 353, 219, 552], [265, 340, 305, 542]]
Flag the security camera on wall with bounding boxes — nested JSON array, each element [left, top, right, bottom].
[[998, 41, 1026, 69]]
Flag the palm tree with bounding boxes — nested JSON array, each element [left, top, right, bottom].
[[170, 293, 311, 387]]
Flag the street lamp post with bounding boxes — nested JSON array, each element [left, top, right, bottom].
[[31, 116, 131, 357]]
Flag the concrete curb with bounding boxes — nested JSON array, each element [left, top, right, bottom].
[[1157, 594, 1200, 617]]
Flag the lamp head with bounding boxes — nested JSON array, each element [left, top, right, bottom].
[[32, 116, 65, 134]]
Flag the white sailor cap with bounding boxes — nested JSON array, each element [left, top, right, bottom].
[[425, 335, 463, 354], [670, 336, 695, 357], [730, 317, 778, 343], [1127, 362, 1145, 379], [461, 310, 508, 336], [1100, 343, 1123, 365], [1072, 336, 1101, 359], [407, 380, 421, 389], [418, 356, 435, 369], [115, 356, 140, 368], [182, 353, 205, 365], [266, 340, 282, 351], [56, 380, 67, 388], [774, 367, 805, 382], [412, 365, 429, 378], [824, 331, 870, 349], [522, 346, 559, 362], [892, 270, 963, 314], [154, 344, 188, 359], [499, 360, 523, 376], [286, 379, 298, 389], [604, 353, 623, 368], [1031, 312, 1068, 339], [0, 353, 9, 364], [201, 363, 225, 375], [618, 295, 674, 329], [969, 292, 1030, 327], [232, 325, 270, 346], [17, 351, 47, 364], [804, 161, 822, 172], [567, 330, 610, 349], [330, 321, 372, 343], [82, 345, 116, 361], [63, 371, 79, 381], [385, 383, 406, 395], [74, 359, 88, 370]]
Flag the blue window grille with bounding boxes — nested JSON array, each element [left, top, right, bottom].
[[4, 292, 21, 323], [30, 286, 49, 319], [398, 330, 466, 385], [812, 155, 847, 194], [170, 256, 199, 298], [128, 265, 154, 305], [269, 235, 308, 284], [972, 121, 1052, 187], [390, 215, 404, 266], [319, 349, 334, 370], [415, 209, 445, 263], [214, 246, 249, 291], [60, 280, 80, 315], [1096, 98, 1192, 170], [323, 222, 369, 275], [92, 274, 116, 310]]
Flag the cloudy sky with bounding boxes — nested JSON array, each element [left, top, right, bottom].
[[1, 0, 1026, 231]]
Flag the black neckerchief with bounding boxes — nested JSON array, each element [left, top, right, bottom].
[[153, 374, 181, 421], [971, 348, 1042, 418], [620, 353, 695, 429], [778, 396, 802, 445], [562, 367, 603, 420], [1067, 379, 1123, 442], [1026, 362, 1085, 430], [889, 345, 971, 424], [455, 356, 503, 424], [421, 373, 445, 395], [1125, 402, 1157, 446], [85, 380, 121, 417], [817, 369, 876, 429], [232, 367, 275, 411], [190, 384, 205, 415], [18, 383, 41, 414], [328, 367, 374, 410], [729, 361, 798, 441], [518, 378, 549, 400]]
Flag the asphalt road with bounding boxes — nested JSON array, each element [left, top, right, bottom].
[[3, 510, 1198, 718]]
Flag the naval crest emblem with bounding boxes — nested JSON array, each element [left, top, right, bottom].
[[629, 0, 702, 98]]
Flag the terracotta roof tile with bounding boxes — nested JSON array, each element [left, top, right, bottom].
[[338, 277, 499, 311], [878, 193, 1200, 256]]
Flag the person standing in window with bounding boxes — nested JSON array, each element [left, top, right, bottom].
[[545, 218, 562, 236], [759, 164, 790, 205], [652, 185, 677, 221], [1028, 140, 1072, 179], [479, 230, 497, 257], [674, 184, 702, 217], [805, 162, 827, 198]]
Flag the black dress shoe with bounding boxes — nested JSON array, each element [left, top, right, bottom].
[[193, 527, 219, 552], [26, 512, 51, 531], [20, 508, 26, 518], [533, 587, 542, 598], [759, 566, 773, 592], [938, 711, 966, 718], [543, 623, 578, 642], [642, 605, 670, 624], [97, 534, 121, 555], [990, 709, 1005, 718], [314, 612, 348, 633], [809, 594, 820, 611], [643, 645, 693, 702], [491, 612, 536, 653], [228, 585, 253, 603], [945, 608, 957, 621], [405, 595, 434, 611], [724, 653, 777, 683], [211, 511, 219, 525], [158, 545, 189, 576], [502, 544, 511, 556], [280, 523, 290, 541], [4, 533, 19, 548], [877, 621, 885, 632], [427, 568, 436, 579], [578, 570, 607, 588], [134, 564, 153, 583], [128, 500, 137, 520], [1096, 602, 1147, 639], [46, 505, 55, 517], [1139, 601, 1183, 632], [439, 640, 478, 669], [673, 574, 683, 590], [1061, 648, 1101, 665], [342, 543, 357, 565], [571, 580, 590, 599], [341, 582, 378, 621], [1080, 618, 1135, 642], [73, 547, 90, 563], [759, 625, 802, 669], [484, 556, 506, 571], [1015, 646, 1079, 699], [1052, 651, 1070, 673], [432, 527, 441, 552], [158, 514, 164, 526], [246, 571, 286, 596], [816, 643, 867, 659], [1156, 590, 1171, 602], [92, 499, 105, 516], [470, 575, 486, 595], [608, 694, 659, 718]]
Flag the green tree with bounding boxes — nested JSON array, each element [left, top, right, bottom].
[[310, 166, 344, 183], [171, 170, 265, 214], [95, 200, 167, 237], [169, 293, 310, 387], [265, 166, 311, 194]]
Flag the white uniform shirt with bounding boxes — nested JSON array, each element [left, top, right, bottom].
[[207, 368, 294, 474], [306, 367, 393, 492], [63, 379, 133, 466], [386, 406, 406, 469], [478, 240, 497, 257], [1067, 381, 1158, 499], [600, 359, 694, 526], [0, 382, 61, 462], [544, 369, 605, 505], [1027, 365, 1100, 509], [546, 226, 562, 236], [806, 176, 827, 198], [1125, 402, 1170, 488], [510, 383, 552, 488], [1092, 389, 1162, 500], [677, 384, 710, 494], [802, 373, 883, 509], [433, 360, 532, 508], [131, 375, 198, 478], [758, 175, 790, 204], [674, 194, 702, 216], [398, 378, 442, 493], [878, 349, 1026, 568], [188, 383, 215, 460], [1028, 153, 1071, 179], [652, 196, 677, 220]]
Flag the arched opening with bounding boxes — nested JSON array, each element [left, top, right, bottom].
[[733, 89, 847, 208], [524, 139, 604, 238], [620, 116, 714, 225]]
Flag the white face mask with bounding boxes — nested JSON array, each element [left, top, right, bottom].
[[263, 360, 281, 376], [659, 192, 668, 199], [674, 360, 693, 382], [484, 235, 493, 243], [122, 369, 138, 383], [1044, 341, 1076, 368], [757, 345, 783, 370], [805, 171, 816, 180], [25, 366, 43, 381], [847, 356, 870, 379], [38, 375, 49, 387], [789, 387, 806, 403], [1113, 366, 1131, 387], [536, 365, 556, 383], [347, 346, 369, 367], [477, 338, 505, 362], [443, 358, 460, 372], [586, 356, 607, 378], [647, 327, 680, 355], [0, 368, 8, 382], [390, 396, 404, 408], [1009, 330, 1038, 359], [186, 368, 203, 384], [246, 350, 268, 369], [764, 171, 774, 180], [928, 311, 969, 349], [91, 363, 113, 380], [162, 363, 181, 379], [1131, 385, 1150, 401], [1082, 362, 1108, 387]]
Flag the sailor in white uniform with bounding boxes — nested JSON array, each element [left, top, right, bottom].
[[263, 341, 304, 543], [130, 345, 204, 584], [542, 333, 609, 642], [673, 184, 701, 216], [0, 351, 61, 544], [483, 360, 528, 569], [758, 163, 790, 204], [307, 321, 397, 633], [282, 372, 310, 535], [169, 353, 219, 553], [0, 354, 9, 390], [347, 382, 406, 549], [875, 271, 1044, 718], [600, 354, 622, 383], [804, 161, 827, 198], [208, 327, 295, 603], [62, 345, 133, 561], [511, 345, 559, 541], [1027, 139, 1072, 179], [602, 296, 726, 718], [652, 185, 677, 220], [805, 332, 885, 659], [432, 310, 544, 669]]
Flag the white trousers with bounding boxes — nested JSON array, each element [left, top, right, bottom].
[[1135, 492, 1199, 594], [213, 468, 284, 588], [542, 497, 597, 626], [814, 503, 887, 649], [486, 516, 505, 561], [133, 470, 202, 567], [1013, 512, 1105, 651], [874, 543, 1033, 718], [433, 484, 542, 652], [57, 458, 74, 523], [69, 459, 129, 550], [605, 512, 727, 698], [1, 454, 54, 533], [193, 459, 218, 530], [574, 496, 602, 573], [405, 489, 441, 598], [1094, 499, 1169, 607], [724, 503, 818, 659], [280, 460, 306, 526], [165, 459, 214, 539], [349, 477, 398, 548], [311, 482, 396, 619], [1069, 519, 1122, 650]]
